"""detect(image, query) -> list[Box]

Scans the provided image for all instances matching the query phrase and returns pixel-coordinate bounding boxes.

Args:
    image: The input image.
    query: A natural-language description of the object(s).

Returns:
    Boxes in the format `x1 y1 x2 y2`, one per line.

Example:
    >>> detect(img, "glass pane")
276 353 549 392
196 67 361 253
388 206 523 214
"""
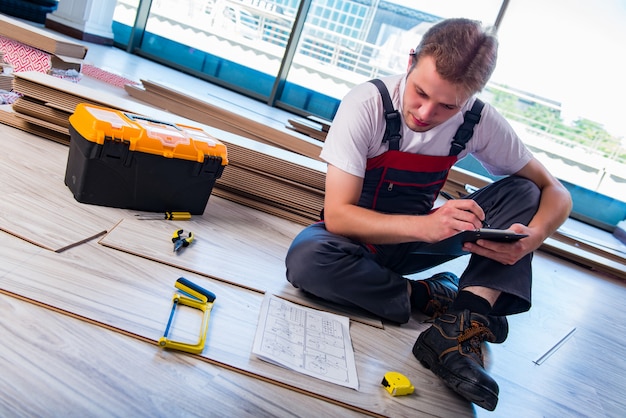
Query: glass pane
489 0 626 225
279 0 503 118
112 0 140 46
139 0 298 97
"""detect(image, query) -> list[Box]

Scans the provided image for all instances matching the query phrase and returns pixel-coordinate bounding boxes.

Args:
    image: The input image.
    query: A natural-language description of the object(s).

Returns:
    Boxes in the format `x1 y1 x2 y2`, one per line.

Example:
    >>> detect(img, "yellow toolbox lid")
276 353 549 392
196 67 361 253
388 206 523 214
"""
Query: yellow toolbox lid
69 103 228 165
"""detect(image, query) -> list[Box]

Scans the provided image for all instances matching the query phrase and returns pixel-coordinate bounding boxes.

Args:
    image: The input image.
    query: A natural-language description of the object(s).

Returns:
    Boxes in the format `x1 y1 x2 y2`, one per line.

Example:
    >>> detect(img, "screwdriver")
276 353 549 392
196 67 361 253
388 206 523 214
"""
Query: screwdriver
135 211 191 220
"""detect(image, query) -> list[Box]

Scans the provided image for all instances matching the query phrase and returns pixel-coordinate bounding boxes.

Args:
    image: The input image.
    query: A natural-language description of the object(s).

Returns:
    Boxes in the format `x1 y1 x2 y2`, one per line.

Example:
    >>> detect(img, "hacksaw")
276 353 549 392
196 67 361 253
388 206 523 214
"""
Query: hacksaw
159 277 216 354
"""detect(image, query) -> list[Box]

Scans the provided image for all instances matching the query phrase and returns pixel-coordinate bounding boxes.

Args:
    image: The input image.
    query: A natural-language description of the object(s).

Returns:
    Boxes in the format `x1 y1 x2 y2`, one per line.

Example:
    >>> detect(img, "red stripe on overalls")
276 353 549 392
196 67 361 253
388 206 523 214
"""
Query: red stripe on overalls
364 150 458 211
362 151 458 254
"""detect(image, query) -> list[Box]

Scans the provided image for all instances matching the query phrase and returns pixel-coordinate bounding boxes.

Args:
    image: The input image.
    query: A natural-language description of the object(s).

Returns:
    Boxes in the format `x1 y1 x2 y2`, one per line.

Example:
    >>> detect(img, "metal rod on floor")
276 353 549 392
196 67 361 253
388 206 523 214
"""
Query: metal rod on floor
533 327 577 365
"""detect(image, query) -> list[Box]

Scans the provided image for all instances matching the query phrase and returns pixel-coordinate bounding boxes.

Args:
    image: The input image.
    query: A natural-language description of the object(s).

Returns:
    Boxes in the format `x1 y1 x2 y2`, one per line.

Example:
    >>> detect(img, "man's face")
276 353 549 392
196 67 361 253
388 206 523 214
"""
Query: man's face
402 55 469 132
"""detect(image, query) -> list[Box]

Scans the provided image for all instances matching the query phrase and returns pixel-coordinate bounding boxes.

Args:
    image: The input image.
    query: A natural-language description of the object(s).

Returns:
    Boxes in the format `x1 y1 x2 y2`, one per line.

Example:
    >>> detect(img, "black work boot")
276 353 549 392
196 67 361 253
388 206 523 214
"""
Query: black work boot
413 273 509 343
417 272 460 318
489 315 508 344
412 310 500 411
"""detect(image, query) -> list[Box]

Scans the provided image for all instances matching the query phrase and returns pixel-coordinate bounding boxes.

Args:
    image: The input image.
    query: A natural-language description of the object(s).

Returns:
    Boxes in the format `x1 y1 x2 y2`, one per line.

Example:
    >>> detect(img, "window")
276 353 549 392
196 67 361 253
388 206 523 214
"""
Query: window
112 0 626 230
489 0 626 229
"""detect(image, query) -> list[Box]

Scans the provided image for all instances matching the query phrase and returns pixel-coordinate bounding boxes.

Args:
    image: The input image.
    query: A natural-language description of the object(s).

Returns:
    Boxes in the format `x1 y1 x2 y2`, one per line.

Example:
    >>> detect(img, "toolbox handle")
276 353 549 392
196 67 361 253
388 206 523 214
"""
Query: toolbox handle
125 113 182 131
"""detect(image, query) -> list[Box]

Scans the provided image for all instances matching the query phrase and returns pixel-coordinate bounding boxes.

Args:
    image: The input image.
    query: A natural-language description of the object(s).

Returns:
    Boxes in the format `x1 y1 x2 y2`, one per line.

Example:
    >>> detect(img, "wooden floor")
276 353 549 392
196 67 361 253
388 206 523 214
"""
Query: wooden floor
1 34 626 418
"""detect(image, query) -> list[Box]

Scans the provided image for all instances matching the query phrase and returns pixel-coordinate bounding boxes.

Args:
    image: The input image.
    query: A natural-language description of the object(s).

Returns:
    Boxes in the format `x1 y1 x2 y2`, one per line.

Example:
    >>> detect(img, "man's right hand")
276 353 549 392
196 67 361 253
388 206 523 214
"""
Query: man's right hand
323 165 487 245
425 199 487 242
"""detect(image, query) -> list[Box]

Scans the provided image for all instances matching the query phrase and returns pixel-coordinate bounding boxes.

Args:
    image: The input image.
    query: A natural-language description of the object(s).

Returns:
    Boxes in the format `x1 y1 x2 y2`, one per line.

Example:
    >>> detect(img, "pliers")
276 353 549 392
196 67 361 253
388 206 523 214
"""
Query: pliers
172 229 194 253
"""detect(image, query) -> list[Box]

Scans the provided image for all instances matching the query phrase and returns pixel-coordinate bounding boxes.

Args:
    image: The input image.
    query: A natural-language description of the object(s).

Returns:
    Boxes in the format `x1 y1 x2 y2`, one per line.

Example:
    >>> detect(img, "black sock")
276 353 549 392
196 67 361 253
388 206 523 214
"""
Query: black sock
409 280 430 311
452 290 492 315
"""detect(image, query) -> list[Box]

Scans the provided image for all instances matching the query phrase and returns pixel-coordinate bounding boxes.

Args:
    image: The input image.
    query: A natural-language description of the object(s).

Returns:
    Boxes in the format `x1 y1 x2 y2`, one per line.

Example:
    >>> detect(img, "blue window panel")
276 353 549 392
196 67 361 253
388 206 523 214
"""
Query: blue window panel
137 34 273 97
200 53 220 77
209 60 274 96
560 180 626 230
112 21 131 46
141 34 205 72
281 83 340 120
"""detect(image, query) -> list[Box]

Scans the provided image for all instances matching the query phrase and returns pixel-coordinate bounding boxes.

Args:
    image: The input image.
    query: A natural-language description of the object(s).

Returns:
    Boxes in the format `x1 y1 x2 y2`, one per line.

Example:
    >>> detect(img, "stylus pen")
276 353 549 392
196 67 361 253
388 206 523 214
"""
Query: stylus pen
439 190 456 200
439 191 490 228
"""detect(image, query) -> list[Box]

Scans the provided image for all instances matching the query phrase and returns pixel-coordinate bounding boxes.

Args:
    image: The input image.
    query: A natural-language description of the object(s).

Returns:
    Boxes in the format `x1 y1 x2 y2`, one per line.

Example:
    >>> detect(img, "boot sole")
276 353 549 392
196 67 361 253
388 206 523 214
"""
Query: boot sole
412 333 498 411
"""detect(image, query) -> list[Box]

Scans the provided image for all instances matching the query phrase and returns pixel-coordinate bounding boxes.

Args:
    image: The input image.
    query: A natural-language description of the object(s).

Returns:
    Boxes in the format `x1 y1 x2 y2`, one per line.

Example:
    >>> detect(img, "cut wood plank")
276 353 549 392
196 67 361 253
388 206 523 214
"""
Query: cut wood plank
12 96 71 128
14 112 69 136
287 117 327 141
212 188 318 226
307 114 332 132
0 73 13 91
541 237 626 280
554 227 626 265
12 71 156 115
218 164 323 218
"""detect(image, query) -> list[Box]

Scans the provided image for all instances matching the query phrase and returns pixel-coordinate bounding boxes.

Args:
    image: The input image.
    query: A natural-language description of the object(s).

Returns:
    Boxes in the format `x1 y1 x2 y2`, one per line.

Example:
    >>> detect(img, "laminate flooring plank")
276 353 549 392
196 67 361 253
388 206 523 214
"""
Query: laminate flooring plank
213 186 319 225
218 164 324 217
100 201 298 294
0 230 46 278
0 293 367 418
0 237 475 417
98 203 382 327
0 124 127 251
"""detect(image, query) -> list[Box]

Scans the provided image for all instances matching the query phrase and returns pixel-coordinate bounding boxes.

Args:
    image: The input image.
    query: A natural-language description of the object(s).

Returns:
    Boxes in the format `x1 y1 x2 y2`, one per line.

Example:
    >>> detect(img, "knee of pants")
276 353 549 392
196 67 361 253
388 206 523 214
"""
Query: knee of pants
509 176 541 206
509 177 541 221
286 224 366 294
285 229 325 288
477 176 541 226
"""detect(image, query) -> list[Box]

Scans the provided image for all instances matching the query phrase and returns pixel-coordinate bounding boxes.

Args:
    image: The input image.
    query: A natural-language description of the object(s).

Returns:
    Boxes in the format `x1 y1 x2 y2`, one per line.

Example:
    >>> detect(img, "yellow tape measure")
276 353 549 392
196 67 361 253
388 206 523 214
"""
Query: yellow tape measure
381 371 414 396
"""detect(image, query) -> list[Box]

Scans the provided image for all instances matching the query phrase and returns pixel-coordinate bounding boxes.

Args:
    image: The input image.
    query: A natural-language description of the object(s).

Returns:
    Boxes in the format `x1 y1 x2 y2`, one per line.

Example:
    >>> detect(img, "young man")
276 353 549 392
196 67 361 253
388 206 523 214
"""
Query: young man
285 18 571 410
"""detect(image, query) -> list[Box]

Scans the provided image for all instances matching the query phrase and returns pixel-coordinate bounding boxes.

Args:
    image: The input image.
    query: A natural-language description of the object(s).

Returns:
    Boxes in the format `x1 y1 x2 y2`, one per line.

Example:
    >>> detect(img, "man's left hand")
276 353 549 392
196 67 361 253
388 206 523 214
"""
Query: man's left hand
462 223 541 264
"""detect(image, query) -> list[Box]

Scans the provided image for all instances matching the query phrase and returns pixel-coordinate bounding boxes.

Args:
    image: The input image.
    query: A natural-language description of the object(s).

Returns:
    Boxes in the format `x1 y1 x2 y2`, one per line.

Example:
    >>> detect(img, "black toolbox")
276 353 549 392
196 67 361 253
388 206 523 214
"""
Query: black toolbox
64 103 228 214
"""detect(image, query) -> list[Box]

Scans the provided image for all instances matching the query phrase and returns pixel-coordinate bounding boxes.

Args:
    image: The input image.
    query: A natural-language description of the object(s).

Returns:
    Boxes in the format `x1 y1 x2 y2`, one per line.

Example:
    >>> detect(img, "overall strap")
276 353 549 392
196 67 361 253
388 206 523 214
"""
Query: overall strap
449 98 484 156
369 79 401 151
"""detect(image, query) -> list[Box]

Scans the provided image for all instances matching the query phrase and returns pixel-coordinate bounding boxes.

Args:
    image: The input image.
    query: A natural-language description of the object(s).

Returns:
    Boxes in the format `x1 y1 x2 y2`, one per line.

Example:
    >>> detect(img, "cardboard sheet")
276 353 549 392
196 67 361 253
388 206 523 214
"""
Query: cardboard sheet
0 14 87 59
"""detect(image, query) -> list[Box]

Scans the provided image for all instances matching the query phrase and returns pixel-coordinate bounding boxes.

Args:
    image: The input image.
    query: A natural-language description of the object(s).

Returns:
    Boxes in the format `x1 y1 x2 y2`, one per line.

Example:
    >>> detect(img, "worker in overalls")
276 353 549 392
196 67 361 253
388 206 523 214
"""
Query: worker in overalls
285 18 571 411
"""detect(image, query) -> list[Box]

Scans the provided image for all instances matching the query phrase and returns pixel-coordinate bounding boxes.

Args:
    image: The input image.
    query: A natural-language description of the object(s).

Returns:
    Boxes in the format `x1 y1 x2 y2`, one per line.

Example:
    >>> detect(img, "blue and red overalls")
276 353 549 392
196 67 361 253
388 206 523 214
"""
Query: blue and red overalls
285 80 540 324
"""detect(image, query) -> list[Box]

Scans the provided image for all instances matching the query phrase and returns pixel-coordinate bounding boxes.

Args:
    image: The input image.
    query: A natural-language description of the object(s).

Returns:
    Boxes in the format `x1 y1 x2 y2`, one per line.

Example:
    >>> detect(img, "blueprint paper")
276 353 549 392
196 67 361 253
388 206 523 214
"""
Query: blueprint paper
252 294 359 390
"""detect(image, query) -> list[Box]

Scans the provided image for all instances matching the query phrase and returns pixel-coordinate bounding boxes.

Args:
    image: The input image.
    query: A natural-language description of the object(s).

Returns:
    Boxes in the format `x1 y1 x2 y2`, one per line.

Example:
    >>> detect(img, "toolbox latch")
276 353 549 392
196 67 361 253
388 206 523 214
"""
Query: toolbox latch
193 155 223 177
101 136 133 167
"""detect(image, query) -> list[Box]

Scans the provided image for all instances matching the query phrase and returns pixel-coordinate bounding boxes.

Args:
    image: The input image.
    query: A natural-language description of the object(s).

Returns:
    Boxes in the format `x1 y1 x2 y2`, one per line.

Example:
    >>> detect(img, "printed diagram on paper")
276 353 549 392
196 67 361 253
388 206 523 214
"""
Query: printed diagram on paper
252 294 359 390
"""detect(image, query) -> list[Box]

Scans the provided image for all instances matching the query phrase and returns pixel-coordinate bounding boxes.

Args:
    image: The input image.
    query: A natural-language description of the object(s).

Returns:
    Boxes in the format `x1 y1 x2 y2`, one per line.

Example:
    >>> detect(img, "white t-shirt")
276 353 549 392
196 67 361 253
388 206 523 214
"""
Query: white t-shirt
320 74 533 178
